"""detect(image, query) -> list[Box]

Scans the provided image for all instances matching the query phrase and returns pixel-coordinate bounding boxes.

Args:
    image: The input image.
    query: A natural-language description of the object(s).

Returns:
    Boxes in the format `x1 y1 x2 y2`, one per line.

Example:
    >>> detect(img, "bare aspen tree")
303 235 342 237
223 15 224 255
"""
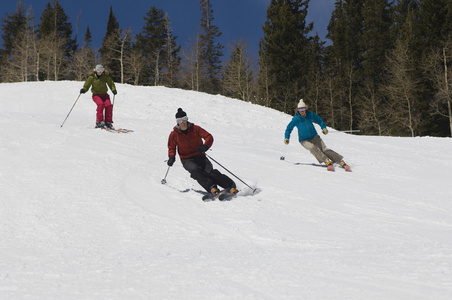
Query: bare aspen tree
359 82 387 135
324 69 338 129
38 32 66 80
180 35 201 91
1 37 27 82
153 49 161 85
102 28 131 83
308 70 322 114
424 35 452 136
30 18 40 81
71 45 97 81
257 55 275 107
1 27 32 82
384 39 420 137
345 64 356 132
1 6 38 82
222 40 255 101
125 48 147 85
160 13 180 87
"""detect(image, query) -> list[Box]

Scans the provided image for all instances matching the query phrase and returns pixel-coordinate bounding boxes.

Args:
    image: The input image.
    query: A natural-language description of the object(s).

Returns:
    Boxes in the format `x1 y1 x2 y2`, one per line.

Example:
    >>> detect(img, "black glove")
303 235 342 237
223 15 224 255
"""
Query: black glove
113 90 117 95
196 145 209 153
80 89 85 94
167 156 175 166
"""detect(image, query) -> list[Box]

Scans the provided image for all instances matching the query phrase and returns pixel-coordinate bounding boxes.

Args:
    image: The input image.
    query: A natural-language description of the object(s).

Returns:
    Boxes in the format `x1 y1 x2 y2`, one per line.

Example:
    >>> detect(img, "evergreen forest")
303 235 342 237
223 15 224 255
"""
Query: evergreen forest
1 0 451 137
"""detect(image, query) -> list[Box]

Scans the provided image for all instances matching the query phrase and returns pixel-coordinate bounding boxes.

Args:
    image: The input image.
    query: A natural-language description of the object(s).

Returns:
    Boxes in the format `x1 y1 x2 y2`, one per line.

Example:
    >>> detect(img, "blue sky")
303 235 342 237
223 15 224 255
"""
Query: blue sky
2 0 335 59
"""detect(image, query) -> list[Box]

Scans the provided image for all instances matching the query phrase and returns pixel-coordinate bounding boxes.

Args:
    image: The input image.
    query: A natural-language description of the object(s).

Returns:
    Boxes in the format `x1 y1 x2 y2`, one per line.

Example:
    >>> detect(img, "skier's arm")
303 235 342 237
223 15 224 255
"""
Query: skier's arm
82 76 93 93
167 133 177 158
106 76 117 94
284 119 296 140
311 112 327 130
197 126 214 149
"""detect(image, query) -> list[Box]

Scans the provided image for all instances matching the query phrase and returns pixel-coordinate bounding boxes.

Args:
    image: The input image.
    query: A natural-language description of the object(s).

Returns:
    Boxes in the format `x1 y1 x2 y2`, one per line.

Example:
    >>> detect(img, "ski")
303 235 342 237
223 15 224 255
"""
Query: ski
202 191 222 202
101 128 134 133
329 165 352 172
342 165 351 172
339 162 351 172
202 189 234 202
328 162 352 172
218 191 238 201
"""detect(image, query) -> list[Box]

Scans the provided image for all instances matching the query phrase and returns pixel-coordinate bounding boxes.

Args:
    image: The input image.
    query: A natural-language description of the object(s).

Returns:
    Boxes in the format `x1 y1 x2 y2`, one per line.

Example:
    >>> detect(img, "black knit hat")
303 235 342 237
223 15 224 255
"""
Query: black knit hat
175 108 186 119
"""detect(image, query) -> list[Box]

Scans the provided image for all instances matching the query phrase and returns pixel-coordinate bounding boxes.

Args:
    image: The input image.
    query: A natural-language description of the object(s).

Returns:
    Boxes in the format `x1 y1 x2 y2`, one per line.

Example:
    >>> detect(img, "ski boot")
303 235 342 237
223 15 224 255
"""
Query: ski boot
326 160 334 171
340 160 351 172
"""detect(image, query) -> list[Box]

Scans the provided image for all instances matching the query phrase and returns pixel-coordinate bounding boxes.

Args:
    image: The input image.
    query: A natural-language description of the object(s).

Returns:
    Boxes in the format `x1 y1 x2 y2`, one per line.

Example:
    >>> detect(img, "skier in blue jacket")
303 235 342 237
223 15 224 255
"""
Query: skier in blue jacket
284 99 350 171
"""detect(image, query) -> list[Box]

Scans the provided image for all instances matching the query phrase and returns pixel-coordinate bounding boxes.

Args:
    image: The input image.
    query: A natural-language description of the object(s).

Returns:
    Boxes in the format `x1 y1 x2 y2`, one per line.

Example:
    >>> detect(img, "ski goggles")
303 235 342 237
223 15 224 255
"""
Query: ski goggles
176 116 188 124
297 107 307 113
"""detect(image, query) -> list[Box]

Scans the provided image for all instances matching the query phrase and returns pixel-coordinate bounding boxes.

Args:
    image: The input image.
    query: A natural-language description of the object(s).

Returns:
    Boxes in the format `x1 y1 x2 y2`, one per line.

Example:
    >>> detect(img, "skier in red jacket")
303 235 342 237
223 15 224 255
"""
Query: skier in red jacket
167 108 237 197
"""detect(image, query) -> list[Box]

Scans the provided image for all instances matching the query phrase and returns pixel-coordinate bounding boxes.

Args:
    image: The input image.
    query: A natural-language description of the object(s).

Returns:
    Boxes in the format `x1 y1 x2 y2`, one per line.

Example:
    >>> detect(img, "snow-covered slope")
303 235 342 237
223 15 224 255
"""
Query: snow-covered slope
1 81 451 299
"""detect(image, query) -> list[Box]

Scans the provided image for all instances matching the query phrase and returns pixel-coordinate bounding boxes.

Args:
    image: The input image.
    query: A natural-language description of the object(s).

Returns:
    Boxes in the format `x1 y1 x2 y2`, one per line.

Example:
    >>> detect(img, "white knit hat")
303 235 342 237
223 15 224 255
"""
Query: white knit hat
297 99 306 108
95 64 104 72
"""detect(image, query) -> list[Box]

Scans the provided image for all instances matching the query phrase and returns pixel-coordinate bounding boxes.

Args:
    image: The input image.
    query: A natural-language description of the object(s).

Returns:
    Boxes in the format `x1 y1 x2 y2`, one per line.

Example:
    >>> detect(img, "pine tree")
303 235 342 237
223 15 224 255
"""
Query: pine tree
135 6 180 86
0 1 36 82
417 0 452 49
326 0 364 131
258 0 313 113
37 0 75 57
356 0 393 134
37 0 76 80
99 6 122 82
135 6 166 85
0 0 28 60
305 34 325 115
198 0 224 94
84 26 92 46
360 0 393 83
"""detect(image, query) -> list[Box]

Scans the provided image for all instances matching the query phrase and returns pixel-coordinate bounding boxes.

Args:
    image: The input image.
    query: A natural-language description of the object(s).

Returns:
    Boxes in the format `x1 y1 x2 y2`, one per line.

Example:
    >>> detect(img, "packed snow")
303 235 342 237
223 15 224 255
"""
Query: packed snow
1 81 451 299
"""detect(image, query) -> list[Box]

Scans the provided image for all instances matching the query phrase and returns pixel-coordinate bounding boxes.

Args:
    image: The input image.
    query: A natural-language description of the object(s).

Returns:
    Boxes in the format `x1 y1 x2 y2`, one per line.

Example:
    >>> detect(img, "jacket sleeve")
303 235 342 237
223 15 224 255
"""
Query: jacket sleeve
196 126 214 149
311 112 327 130
83 76 93 92
285 118 296 139
167 131 177 157
106 75 116 92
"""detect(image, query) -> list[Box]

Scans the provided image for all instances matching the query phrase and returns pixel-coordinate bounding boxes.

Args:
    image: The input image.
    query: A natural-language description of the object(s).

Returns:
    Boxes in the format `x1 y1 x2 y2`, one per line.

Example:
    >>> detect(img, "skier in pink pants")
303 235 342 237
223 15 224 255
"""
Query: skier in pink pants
80 64 117 129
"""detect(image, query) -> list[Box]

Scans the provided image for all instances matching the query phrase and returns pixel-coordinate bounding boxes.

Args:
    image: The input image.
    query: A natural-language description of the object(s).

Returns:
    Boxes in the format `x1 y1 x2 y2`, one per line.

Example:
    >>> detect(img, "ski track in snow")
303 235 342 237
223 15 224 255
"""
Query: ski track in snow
1 81 451 299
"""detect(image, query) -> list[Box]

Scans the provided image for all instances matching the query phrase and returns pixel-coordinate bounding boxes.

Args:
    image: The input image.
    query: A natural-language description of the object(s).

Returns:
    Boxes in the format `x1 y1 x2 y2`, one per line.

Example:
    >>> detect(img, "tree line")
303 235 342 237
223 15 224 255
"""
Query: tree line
1 0 452 137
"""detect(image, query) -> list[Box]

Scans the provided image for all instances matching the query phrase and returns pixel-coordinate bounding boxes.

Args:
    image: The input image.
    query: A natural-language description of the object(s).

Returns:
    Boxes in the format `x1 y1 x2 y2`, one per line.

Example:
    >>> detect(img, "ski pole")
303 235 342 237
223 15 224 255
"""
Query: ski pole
331 129 360 133
161 165 170 184
206 153 256 193
60 94 81 127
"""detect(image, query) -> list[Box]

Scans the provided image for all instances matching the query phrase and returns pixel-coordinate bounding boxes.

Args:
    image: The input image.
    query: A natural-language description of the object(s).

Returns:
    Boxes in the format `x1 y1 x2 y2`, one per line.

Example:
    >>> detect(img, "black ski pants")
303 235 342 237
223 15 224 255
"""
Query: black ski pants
182 155 236 192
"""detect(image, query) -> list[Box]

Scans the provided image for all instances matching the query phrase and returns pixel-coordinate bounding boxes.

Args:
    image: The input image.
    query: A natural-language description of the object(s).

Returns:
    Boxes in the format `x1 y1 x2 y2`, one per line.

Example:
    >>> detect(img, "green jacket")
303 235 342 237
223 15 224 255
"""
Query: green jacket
83 73 116 95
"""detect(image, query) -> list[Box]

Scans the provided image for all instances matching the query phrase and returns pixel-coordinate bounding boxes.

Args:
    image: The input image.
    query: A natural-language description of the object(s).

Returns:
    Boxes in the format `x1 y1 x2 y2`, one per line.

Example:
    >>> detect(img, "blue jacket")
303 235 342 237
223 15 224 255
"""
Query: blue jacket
285 111 327 142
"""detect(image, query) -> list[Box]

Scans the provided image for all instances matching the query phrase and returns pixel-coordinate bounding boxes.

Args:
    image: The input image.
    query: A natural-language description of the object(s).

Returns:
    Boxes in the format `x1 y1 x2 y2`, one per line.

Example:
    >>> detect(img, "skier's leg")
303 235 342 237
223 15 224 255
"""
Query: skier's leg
202 157 236 190
182 157 215 192
312 135 343 163
209 169 236 190
92 95 105 123
301 137 328 163
103 98 113 123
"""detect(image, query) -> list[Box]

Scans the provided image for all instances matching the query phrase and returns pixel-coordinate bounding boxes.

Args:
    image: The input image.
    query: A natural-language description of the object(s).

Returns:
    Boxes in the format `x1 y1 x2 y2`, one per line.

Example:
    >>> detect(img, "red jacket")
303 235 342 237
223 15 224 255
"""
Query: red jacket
168 123 214 161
